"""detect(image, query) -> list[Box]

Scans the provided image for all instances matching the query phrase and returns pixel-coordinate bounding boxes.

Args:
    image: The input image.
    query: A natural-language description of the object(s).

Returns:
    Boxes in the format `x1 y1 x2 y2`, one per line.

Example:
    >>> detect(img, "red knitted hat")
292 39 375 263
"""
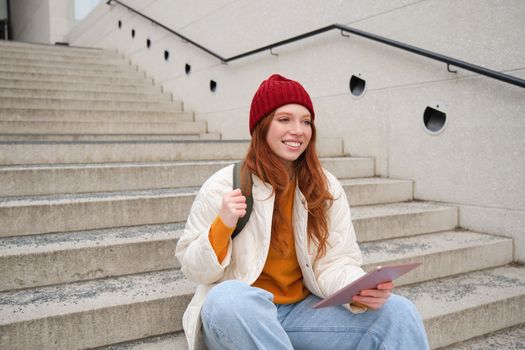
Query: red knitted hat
249 74 315 134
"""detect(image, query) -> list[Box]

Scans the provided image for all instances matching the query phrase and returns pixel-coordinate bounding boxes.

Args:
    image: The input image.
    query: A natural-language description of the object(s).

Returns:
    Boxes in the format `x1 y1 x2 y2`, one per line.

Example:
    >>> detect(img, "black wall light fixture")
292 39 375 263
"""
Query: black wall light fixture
210 80 217 92
349 74 366 97
423 105 447 134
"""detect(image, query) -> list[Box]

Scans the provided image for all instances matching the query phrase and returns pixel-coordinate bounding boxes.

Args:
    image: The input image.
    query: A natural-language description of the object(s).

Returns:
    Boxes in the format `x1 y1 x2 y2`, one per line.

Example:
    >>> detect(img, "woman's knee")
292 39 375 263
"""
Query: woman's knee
381 294 421 321
203 280 249 313
202 280 273 321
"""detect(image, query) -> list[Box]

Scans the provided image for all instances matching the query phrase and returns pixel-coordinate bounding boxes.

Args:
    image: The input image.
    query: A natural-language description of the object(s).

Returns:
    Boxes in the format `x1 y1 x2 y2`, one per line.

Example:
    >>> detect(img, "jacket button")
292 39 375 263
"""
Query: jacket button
306 264 309 268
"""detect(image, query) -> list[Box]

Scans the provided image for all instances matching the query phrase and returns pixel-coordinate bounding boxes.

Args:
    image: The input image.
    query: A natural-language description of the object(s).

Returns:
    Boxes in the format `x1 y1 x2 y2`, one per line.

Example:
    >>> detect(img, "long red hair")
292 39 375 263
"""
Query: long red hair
241 112 333 258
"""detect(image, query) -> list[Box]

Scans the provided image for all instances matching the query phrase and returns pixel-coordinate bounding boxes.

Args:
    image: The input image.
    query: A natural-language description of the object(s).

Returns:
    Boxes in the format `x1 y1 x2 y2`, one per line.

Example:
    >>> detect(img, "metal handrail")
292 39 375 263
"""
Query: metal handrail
107 0 525 89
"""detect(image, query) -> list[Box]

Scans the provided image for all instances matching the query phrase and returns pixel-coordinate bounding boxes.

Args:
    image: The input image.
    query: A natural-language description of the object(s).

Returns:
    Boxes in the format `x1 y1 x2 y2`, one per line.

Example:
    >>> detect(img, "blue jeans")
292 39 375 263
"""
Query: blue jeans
201 280 429 350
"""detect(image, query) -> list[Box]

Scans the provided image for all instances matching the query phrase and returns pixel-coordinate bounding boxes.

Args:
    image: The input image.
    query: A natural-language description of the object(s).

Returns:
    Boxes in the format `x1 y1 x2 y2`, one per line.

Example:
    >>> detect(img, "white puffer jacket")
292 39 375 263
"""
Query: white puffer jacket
175 164 365 350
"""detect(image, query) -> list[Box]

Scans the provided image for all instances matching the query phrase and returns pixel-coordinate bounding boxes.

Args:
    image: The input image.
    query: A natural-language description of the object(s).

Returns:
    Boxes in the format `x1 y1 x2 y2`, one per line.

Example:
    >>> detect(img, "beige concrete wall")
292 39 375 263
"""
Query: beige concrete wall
0 0 7 20
11 0 51 43
68 0 525 261
49 0 74 44
10 0 75 44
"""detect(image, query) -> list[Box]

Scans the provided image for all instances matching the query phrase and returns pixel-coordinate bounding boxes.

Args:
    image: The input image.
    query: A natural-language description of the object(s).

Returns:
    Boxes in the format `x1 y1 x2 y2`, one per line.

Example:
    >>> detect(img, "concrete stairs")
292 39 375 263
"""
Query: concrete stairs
0 40 522 349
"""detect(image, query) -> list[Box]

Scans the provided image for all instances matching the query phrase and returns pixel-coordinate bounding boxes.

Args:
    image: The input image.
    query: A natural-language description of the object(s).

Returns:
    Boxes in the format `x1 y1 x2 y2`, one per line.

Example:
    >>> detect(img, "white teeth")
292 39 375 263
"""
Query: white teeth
283 141 301 147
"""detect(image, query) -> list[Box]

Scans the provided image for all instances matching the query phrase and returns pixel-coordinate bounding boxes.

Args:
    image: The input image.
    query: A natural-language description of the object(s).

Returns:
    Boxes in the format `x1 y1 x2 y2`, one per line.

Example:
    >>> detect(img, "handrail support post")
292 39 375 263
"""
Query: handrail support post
447 64 458 74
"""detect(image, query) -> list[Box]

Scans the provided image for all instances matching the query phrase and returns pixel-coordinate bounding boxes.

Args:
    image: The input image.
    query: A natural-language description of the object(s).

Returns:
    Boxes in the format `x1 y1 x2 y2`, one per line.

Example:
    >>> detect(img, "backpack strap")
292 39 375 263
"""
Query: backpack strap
231 161 253 239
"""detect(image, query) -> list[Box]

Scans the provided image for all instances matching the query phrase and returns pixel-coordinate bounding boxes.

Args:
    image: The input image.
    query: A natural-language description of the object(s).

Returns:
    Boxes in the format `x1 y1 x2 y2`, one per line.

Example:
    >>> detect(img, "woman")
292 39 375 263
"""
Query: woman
175 74 429 350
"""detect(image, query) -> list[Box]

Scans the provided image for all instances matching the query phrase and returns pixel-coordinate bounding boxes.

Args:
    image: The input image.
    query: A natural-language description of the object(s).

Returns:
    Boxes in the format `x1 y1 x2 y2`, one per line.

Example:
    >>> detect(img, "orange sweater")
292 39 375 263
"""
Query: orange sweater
208 182 310 304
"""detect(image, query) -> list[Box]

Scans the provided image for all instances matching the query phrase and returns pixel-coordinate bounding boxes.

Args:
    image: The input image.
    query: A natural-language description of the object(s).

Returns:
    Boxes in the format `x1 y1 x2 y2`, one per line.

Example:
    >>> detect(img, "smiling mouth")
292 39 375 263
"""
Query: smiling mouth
282 141 302 148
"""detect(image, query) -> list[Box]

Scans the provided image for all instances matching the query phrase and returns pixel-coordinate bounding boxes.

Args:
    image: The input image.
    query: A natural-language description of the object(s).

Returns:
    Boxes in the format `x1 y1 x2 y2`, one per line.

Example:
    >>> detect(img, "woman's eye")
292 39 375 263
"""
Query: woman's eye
303 120 312 125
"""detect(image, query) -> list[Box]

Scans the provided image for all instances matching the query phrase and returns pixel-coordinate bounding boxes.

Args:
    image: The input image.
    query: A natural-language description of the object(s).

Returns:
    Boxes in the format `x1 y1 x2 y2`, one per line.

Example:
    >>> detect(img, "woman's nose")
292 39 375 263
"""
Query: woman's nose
290 121 304 135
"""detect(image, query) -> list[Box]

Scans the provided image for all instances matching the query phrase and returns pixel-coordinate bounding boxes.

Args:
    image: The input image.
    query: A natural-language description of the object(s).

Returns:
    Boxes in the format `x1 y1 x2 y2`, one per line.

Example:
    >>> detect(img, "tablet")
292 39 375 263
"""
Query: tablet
312 262 421 308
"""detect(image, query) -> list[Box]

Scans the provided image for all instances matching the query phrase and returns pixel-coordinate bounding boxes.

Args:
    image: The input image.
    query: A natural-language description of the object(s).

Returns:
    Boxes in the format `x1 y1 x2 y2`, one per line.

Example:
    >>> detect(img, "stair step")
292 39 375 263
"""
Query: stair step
0 138 343 165
0 188 198 237
0 97 182 112
0 223 184 290
0 157 372 196
361 230 513 285
0 62 143 77
0 50 131 66
0 48 124 63
0 108 193 123
0 270 195 350
0 56 138 72
321 156 375 178
441 323 525 350
0 41 119 57
0 188 453 238
0 71 153 85
0 140 249 165
0 78 162 93
352 201 458 242
97 332 188 350
340 177 413 206
0 87 172 102
0 133 221 142
0 225 512 291
1 265 523 349
0 119 204 134
396 264 525 349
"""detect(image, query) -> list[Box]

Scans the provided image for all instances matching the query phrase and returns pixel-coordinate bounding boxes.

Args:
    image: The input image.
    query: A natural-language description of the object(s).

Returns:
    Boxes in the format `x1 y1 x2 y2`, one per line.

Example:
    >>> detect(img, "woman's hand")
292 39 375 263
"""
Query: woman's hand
219 189 247 228
351 282 394 310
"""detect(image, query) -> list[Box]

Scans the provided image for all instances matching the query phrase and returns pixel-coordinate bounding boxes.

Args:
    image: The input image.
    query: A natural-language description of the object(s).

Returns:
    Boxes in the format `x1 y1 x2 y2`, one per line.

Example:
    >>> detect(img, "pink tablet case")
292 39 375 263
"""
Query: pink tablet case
313 262 421 308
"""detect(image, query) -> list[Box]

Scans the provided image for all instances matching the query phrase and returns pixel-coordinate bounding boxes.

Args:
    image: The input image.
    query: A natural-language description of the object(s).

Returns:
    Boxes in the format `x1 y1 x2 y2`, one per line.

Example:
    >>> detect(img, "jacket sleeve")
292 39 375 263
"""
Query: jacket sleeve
175 166 233 284
313 172 366 307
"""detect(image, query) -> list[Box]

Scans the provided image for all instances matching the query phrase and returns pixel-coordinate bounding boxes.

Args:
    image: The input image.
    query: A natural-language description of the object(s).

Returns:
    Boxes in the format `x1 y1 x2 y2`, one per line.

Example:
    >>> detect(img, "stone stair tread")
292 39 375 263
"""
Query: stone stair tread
0 177 412 206
0 88 171 101
0 187 200 207
339 177 412 185
0 139 255 165
398 264 525 348
0 108 190 120
0 269 194 325
0 71 149 82
97 332 187 350
0 41 118 55
441 323 525 350
0 59 133 70
0 78 161 93
0 97 182 111
0 226 511 290
398 264 525 317
361 230 512 266
0 119 196 126
0 49 125 60
352 201 455 219
0 134 218 142
0 159 234 170
0 139 248 145
0 65 143 78
2 264 522 347
0 62 137 71
0 54 128 66
0 223 184 256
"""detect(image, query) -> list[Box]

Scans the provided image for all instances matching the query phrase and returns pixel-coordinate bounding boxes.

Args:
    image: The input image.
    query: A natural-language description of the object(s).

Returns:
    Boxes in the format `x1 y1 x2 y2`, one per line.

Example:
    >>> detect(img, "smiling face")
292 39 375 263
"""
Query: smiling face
265 104 313 171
